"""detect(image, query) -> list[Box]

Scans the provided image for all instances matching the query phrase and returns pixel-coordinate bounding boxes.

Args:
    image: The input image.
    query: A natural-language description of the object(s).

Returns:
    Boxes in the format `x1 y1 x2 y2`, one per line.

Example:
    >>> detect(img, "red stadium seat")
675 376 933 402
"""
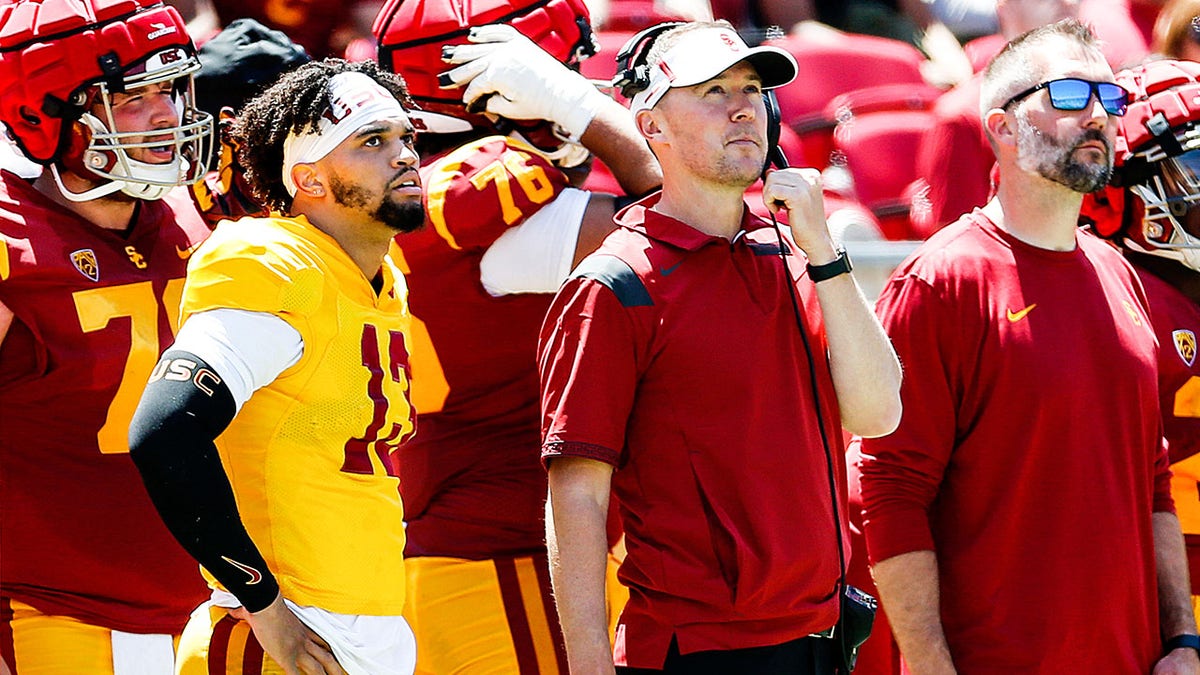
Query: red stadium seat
599 0 691 32
770 123 806 170
824 82 943 121
828 85 941 240
764 31 928 170
963 33 1005 74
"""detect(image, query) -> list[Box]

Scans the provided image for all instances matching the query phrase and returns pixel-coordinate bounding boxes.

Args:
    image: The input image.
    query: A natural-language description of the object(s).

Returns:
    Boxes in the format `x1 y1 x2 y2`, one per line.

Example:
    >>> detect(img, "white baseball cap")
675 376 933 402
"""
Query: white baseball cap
630 26 798 113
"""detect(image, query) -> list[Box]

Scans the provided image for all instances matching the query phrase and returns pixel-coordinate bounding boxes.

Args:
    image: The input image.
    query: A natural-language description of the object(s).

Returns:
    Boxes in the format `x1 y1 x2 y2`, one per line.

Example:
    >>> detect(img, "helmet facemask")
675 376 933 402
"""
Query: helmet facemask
55 47 213 202
1126 125 1200 270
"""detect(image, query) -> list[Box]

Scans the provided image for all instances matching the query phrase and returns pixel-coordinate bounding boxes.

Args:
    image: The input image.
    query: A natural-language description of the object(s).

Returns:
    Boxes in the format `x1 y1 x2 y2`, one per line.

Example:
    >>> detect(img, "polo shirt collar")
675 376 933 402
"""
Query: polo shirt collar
615 191 770 251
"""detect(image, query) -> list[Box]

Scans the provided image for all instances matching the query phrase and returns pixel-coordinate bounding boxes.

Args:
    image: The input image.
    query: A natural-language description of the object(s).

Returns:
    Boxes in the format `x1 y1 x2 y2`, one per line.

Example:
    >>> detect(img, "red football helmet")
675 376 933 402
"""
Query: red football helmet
1094 59 1200 270
0 0 213 200
373 0 596 164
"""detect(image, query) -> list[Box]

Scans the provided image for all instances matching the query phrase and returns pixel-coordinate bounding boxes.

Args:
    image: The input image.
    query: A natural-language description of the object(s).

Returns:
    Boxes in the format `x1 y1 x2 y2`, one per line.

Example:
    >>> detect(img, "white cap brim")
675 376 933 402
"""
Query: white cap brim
631 27 797 113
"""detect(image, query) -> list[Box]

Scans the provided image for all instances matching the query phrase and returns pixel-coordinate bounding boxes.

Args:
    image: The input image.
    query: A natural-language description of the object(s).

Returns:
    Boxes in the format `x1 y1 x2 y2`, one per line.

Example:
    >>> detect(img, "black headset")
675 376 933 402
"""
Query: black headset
611 22 686 100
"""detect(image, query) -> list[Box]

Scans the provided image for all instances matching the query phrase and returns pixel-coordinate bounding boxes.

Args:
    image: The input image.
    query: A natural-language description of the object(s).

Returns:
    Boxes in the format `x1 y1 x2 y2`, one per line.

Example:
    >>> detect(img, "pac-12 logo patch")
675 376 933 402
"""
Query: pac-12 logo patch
1175 329 1197 367
70 249 99 281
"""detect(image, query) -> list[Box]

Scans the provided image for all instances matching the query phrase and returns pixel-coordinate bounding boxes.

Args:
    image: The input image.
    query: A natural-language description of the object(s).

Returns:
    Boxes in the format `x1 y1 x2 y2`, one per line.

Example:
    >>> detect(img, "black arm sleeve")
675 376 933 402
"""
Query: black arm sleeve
128 349 281 613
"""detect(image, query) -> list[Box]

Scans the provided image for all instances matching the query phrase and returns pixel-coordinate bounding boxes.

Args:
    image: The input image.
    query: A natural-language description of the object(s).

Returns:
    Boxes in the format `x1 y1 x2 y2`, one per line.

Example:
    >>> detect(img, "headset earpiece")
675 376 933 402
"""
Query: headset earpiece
612 22 686 99
763 89 787 173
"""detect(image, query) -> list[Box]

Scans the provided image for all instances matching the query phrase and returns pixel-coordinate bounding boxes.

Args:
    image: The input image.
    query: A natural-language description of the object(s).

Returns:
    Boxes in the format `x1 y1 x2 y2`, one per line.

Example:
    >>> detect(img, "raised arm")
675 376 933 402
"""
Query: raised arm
572 101 663 265
439 23 662 201
762 167 902 437
576 98 662 199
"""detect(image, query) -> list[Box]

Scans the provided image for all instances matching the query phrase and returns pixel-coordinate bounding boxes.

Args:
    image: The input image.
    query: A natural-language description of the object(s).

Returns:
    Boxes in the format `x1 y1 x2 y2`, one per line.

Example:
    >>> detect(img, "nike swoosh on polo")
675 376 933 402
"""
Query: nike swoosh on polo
221 555 264 585
1006 303 1037 322
660 260 683 276
176 240 204 259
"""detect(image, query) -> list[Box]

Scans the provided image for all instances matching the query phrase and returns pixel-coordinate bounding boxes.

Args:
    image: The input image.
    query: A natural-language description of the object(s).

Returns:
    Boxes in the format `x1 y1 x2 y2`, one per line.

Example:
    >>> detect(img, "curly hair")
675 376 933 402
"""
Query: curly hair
232 58 415 212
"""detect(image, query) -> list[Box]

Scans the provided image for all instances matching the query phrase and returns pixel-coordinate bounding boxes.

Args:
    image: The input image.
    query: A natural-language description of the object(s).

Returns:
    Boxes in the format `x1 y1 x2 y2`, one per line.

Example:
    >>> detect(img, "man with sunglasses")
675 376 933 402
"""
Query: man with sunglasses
859 20 1200 674
915 0 1085 235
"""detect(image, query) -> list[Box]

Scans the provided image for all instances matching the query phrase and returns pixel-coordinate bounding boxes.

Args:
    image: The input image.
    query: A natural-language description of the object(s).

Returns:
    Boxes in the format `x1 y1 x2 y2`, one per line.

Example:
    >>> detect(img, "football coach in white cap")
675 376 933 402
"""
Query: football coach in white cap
538 20 902 675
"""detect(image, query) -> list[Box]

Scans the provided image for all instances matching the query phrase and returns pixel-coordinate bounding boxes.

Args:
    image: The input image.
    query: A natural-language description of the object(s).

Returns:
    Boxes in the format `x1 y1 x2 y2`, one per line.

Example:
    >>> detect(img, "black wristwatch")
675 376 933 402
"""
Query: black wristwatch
1164 634 1200 656
807 248 852 283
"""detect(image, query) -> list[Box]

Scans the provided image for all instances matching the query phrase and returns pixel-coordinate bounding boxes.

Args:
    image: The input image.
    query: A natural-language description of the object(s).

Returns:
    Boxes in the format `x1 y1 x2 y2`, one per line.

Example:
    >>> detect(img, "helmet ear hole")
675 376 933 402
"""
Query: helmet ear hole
67 121 91 158
1171 199 1189 218
61 120 101 177
18 107 40 126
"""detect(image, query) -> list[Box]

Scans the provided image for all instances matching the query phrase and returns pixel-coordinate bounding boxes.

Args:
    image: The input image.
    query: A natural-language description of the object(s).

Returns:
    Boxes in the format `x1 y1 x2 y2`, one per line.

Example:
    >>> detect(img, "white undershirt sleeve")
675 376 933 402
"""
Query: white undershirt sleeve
478 186 591 296
169 308 304 412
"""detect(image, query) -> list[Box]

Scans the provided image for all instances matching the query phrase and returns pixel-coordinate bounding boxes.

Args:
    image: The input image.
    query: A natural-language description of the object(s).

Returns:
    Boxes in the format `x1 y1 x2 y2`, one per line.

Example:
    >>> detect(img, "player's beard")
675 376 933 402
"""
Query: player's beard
330 173 425 233
1015 110 1113 194
374 197 425 234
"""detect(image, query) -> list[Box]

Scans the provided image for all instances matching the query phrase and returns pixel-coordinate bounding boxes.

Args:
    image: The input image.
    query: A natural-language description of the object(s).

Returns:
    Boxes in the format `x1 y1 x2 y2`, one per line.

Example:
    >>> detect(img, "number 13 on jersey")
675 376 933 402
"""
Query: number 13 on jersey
341 323 415 478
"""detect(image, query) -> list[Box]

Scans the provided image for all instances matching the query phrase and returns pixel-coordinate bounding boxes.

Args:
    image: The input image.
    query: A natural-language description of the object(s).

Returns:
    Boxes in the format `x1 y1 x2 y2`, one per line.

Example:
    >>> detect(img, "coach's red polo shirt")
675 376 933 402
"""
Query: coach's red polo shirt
539 193 848 669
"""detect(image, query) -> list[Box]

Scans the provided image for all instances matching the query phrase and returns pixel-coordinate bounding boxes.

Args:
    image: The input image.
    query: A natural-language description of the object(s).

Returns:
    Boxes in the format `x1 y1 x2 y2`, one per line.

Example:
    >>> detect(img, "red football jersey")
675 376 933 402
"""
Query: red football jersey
1137 264 1200 593
395 136 569 559
0 174 210 633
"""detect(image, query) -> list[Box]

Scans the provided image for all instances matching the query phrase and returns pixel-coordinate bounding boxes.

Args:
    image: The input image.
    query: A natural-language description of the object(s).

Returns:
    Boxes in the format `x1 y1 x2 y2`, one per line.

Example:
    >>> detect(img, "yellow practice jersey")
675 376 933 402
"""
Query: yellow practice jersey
182 214 413 615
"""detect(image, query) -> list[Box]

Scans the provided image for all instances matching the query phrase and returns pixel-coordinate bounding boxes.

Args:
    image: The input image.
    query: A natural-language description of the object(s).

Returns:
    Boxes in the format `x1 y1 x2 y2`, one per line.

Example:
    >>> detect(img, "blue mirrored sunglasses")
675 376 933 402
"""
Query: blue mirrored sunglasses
1001 77 1130 116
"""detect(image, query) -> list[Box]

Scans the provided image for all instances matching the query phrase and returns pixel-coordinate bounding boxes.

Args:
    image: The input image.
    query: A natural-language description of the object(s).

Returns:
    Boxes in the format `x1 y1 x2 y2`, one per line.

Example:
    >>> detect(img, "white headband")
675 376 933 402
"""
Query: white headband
281 72 407 197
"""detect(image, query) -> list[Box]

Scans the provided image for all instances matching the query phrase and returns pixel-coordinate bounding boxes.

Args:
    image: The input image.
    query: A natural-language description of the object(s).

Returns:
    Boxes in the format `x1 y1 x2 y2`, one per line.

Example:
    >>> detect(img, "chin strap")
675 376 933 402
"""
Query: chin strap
49 163 125 202
51 155 182 202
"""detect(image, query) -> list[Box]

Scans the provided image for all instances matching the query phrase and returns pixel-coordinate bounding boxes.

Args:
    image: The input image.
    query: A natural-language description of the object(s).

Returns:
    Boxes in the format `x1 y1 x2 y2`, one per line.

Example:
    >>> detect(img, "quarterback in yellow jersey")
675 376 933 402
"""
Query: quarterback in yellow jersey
128 60 467 675
375 0 662 670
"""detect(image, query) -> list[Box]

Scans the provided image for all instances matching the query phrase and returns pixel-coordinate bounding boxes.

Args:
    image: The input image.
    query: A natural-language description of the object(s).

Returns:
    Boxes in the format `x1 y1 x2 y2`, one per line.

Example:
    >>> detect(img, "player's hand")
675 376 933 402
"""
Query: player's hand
241 595 348 675
438 24 603 141
762 168 838 264
1155 646 1200 675
189 107 268 228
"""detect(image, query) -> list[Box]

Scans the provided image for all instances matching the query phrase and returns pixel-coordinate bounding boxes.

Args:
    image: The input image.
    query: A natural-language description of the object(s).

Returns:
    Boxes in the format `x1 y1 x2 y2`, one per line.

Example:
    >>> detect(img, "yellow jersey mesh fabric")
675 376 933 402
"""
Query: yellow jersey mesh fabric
182 214 413 615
